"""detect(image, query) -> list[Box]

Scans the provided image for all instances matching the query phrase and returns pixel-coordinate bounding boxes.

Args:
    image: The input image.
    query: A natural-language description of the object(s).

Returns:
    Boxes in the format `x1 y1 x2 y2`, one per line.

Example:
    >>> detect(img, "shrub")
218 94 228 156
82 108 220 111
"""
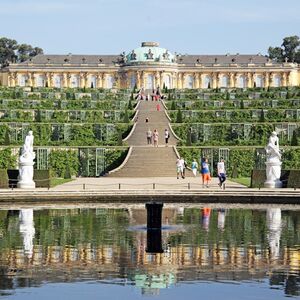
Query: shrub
0 170 8 188
0 148 16 169
49 150 79 177
176 109 183 123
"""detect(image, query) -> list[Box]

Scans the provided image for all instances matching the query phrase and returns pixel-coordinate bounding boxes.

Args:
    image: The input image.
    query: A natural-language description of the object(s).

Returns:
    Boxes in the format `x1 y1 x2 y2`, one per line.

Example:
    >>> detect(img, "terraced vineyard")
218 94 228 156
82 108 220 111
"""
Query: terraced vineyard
0 87 134 177
1 86 300 180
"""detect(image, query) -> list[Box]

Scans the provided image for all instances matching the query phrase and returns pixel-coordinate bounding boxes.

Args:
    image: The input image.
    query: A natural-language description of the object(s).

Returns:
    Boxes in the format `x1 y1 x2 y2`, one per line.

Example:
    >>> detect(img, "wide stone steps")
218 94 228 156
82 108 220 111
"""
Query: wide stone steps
109 99 183 177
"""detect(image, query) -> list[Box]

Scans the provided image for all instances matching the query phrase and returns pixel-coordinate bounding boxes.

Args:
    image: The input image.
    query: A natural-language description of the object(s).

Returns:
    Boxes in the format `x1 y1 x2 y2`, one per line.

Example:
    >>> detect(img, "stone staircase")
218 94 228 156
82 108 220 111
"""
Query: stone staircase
109 100 184 177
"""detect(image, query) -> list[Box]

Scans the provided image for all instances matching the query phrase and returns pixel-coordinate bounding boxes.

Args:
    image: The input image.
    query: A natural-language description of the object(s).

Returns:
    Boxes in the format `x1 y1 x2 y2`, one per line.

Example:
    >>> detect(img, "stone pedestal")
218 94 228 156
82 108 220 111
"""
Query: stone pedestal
264 161 282 188
17 157 35 189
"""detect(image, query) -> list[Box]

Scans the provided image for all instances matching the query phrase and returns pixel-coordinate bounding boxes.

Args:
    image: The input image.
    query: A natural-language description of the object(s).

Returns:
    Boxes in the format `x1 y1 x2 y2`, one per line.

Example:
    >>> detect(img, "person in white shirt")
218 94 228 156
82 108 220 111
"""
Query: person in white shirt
217 158 226 189
164 129 170 146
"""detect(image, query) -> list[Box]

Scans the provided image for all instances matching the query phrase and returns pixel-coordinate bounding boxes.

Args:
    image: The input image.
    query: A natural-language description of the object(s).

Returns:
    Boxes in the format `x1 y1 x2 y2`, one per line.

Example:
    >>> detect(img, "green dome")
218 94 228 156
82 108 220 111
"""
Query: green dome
126 42 175 64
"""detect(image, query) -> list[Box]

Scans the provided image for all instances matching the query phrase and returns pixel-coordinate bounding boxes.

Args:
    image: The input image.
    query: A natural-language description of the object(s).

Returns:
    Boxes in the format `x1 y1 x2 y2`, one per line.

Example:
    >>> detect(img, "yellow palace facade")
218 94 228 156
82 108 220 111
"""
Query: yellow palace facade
1 42 299 89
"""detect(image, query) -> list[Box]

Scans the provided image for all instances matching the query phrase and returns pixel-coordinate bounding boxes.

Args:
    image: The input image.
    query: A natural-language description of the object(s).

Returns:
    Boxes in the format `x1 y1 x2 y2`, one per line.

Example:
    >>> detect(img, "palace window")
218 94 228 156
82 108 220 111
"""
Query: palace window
203 75 212 88
184 75 194 89
130 75 136 89
220 75 229 88
163 74 171 88
18 74 27 86
71 75 79 88
254 75 264 88
106 75 114 89
89 75 97 88
54 75 62 88
273 75 281 87
36 75 45 87
147 74 154 90
238 75 247 88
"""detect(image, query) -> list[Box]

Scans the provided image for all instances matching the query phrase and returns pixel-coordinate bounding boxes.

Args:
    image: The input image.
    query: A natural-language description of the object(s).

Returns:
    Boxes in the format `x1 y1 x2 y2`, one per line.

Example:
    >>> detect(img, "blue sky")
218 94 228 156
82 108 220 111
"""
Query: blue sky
0 0 299 55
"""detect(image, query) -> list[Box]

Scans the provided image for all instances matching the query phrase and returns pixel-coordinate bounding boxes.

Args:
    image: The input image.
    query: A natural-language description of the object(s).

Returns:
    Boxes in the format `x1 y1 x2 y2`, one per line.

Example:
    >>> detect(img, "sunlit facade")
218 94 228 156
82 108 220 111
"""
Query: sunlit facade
1 42 299 89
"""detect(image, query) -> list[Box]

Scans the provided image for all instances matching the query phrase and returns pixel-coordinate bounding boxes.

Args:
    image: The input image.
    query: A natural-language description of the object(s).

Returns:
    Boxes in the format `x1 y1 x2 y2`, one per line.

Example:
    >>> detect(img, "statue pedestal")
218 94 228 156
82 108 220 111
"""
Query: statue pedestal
264 161 282 188
17 158 35 189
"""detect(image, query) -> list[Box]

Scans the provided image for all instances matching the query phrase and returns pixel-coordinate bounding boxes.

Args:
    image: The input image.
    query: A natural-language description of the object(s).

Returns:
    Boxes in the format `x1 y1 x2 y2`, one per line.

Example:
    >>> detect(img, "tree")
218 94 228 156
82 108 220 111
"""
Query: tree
171 101 176 110
186 128 192 146
123 109 129 123
282 36 300 62
0 37 43 67
268 35 300 63
291 130 298 146
268 46 283 62
259 109 265 122
0 37 18 66
176 109 183 123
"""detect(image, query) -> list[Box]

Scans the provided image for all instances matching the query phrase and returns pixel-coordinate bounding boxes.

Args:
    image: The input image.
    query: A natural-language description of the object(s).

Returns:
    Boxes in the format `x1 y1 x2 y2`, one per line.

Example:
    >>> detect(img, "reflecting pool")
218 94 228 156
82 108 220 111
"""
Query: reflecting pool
0 206 299 299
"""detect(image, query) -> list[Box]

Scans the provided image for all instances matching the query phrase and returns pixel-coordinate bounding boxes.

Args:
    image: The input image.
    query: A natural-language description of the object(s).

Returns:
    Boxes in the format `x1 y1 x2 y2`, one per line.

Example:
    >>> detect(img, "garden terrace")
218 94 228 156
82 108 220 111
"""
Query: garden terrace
168 109 300 123
172 122 300 146
0 99 133 110
166 99 300 110
0 109 134 123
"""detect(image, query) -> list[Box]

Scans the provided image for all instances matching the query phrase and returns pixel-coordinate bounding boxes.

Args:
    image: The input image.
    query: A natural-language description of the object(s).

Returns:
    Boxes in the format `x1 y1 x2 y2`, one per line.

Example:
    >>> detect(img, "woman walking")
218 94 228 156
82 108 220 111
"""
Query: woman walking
153 129 159 147
191 159 198 177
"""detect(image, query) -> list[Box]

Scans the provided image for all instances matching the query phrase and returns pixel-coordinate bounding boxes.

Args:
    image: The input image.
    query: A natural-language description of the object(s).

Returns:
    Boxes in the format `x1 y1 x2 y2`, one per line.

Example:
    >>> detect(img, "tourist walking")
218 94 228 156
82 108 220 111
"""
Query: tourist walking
201 157 211 187
217 157 226 189
176 158 182 179
164 129 170 146
146 129 152 145
191 159 198 177
153 129 159 147
180 157 186 179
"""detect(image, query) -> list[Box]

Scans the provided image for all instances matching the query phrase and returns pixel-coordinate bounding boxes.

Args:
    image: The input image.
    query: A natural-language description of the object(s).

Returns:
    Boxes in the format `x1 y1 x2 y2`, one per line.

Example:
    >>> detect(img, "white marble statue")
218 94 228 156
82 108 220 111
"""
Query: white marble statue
19 209 35 259
17 131 36 188
264 131 282 188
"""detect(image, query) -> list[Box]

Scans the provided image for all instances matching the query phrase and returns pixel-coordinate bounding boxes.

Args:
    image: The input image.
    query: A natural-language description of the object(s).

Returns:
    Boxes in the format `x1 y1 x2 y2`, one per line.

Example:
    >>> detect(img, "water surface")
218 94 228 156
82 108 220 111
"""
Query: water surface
0 206 299 299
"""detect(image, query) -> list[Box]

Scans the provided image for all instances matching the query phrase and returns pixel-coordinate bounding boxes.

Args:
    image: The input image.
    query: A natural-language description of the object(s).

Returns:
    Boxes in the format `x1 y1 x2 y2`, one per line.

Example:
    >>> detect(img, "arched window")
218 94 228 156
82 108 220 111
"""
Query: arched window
70 75 79 88
18 74 27 86
184 75 194 89
53 75 62 88
89 75 97 88
238 75 247 88
220 75 229 88
130 75 136 89
106 75 114 89
273 75 281 87
36 75 45 87
254 75 264 88
163 74 171 88
203 75 212 89
147 74 154 90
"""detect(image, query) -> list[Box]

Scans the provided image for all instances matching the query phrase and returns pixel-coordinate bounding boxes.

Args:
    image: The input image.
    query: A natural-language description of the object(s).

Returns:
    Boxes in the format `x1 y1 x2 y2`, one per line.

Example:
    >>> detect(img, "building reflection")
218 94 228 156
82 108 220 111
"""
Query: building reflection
0 207 299 297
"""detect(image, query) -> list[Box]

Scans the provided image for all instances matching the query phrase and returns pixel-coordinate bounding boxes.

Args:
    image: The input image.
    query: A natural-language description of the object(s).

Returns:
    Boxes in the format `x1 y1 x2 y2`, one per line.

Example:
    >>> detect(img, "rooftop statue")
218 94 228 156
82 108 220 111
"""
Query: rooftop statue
146 49 154 59
130 50 137 60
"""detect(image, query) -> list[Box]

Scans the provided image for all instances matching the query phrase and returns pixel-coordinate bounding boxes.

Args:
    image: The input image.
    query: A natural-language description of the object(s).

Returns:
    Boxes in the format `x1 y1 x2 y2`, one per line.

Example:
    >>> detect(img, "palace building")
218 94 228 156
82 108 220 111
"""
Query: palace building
0 42 299 89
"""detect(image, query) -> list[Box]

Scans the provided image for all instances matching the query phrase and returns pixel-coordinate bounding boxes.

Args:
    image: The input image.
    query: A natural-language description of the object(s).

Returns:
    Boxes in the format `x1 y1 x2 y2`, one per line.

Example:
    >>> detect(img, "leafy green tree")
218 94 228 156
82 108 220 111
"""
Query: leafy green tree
291 130 298 146
0 37 18 66
268 35 300 63
123 109 129 123
259 109 265 122
186 128 192 146
176 109 183 123
17 44 43 62
171 101 176 110
268 46 283 61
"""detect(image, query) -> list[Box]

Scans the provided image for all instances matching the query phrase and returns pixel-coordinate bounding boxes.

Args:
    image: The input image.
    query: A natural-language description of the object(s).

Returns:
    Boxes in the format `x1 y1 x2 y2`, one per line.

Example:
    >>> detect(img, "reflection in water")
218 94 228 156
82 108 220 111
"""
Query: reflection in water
217 209 226 231
266 208 281 259
19 209 35 259
202 208 211 231
0 207 299 298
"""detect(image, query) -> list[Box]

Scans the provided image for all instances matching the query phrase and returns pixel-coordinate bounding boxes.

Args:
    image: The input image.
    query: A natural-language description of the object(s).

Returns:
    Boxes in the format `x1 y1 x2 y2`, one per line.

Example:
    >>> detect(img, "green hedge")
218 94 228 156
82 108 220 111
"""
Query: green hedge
0 170 8 188
0 148 16 169
49 150 79 178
